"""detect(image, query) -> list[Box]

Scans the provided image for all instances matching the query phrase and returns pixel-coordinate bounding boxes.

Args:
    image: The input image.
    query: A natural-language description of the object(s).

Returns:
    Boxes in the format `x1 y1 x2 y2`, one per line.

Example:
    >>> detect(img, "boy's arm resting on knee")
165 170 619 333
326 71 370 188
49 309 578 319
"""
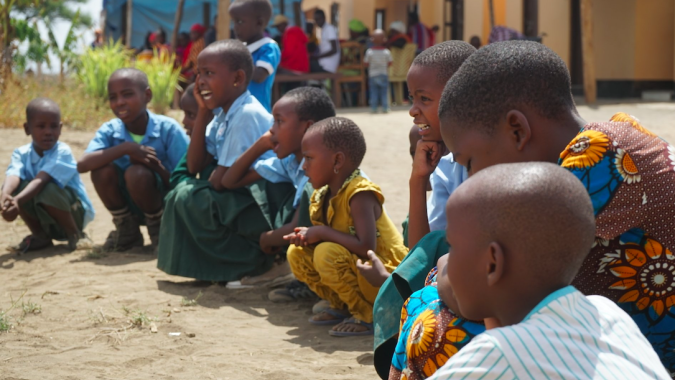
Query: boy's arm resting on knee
187 108 215 174
221 134 272 189
312 191 380 259
261 209 300 254
208 165 228 191
12 171 52 206
77 143 133 173
1 175 21 208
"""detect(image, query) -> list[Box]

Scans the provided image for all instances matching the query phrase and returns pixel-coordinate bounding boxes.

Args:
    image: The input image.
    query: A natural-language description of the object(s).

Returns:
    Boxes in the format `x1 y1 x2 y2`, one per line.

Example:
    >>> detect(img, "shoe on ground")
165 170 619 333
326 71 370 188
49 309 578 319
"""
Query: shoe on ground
68 233 94 251
268 280 317 302
8 235 53 255
102 214 143 252
240 261 294 287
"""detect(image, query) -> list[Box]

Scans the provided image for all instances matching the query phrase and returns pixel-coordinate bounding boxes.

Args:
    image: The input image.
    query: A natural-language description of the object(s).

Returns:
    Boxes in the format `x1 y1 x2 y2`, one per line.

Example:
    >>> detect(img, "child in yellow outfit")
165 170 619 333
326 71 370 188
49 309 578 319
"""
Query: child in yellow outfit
284 117 408 337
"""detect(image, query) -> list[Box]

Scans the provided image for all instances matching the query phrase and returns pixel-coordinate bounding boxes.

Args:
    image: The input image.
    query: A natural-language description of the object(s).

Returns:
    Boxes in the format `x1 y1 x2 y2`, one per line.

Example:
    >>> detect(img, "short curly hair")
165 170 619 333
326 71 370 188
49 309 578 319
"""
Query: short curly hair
200 40 253 85
229 0 273 24
308 117 366 167
439 41 576 134
283 87 336 122
412 40 476 83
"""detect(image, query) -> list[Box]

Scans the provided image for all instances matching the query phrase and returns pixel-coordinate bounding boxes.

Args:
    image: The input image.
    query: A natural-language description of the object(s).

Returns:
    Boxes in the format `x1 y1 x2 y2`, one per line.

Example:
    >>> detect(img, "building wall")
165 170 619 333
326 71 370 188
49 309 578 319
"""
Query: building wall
464 0 483 43
539 0 570 69
634 0 674 80
592 0 635 79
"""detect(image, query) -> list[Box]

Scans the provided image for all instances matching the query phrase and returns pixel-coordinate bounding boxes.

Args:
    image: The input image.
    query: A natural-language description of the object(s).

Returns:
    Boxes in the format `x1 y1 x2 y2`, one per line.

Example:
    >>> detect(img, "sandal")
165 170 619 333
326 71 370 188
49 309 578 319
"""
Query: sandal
308 308 351 326
268 280 317 302
7 235 53 255
328 317 374 337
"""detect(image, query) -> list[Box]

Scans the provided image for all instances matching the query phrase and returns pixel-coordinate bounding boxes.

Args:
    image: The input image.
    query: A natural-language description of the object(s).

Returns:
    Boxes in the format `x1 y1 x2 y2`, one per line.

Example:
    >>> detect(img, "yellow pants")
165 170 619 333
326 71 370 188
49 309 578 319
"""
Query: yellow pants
287 242 381 323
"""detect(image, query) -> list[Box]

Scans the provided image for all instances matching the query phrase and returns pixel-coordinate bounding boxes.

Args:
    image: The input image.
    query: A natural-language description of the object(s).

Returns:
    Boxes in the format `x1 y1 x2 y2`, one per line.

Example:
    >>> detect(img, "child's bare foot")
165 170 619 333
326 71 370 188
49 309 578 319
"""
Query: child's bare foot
356 250 390 287
240 260 293 287
308 308 350 325
329 317 373 337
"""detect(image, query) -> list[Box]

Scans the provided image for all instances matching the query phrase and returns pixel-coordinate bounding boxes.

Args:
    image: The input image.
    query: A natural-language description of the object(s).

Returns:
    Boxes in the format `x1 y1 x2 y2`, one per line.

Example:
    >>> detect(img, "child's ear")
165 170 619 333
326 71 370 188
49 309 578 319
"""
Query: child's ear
302 119 315 131
504 110 532 152
23 123 29 136
234 69 246 88
145 87 153 105
486 241 504 287
333 151 346 172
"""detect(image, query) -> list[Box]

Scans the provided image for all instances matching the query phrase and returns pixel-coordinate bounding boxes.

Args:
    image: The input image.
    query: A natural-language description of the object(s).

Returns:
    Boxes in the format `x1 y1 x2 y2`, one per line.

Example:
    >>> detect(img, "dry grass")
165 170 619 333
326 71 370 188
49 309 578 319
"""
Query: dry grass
0 76 112 131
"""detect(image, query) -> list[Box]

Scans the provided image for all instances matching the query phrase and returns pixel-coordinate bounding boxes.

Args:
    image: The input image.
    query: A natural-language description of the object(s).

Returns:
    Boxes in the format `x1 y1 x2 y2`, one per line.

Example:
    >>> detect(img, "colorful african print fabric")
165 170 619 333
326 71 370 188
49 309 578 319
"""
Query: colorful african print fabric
389 267 485 380
561 113 675 372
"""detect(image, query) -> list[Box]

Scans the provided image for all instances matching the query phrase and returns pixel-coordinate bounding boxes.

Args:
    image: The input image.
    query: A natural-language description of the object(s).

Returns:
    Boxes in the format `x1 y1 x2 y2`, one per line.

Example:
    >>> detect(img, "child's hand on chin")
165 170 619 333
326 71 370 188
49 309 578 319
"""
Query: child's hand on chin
356 250 390 287
411 140 444 179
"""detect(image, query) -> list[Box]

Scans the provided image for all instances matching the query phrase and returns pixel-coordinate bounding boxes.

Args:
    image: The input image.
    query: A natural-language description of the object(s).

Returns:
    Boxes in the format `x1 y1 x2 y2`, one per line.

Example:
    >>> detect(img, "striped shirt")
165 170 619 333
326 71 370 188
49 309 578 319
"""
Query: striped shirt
364 48 393 77
429 286 671 380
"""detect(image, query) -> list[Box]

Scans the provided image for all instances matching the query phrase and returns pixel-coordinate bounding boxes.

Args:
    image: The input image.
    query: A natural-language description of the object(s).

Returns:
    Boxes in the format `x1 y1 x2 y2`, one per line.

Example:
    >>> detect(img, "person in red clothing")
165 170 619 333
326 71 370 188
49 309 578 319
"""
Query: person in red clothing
272 15 309 73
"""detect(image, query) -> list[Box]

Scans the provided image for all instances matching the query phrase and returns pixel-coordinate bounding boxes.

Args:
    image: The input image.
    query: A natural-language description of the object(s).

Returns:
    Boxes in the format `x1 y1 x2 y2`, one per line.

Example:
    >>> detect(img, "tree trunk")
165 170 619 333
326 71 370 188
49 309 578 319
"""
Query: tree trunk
580 0 596 104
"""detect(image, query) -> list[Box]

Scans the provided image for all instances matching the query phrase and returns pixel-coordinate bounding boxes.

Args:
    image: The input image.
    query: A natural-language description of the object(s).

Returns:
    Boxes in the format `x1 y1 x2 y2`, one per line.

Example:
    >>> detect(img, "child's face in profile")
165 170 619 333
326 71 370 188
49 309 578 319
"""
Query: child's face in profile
108 76 150 125
407 64 446 142
443 193 491 321
24 110 62 155
301 130 334 189
229 4 262 44
179 93 199 136
271 97 306 159
196 50 243 110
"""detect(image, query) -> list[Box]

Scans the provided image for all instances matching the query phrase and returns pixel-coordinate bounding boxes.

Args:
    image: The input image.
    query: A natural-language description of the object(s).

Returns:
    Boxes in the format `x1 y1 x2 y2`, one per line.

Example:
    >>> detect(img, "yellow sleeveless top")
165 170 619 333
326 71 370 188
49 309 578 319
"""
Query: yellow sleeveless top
309 169 409 267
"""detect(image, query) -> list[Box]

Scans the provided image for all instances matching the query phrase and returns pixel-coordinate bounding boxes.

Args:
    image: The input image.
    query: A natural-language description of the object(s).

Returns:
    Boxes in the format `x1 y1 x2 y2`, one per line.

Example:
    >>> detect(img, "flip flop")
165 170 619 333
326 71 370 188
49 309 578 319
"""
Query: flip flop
328 317 374 337
308 308 351 326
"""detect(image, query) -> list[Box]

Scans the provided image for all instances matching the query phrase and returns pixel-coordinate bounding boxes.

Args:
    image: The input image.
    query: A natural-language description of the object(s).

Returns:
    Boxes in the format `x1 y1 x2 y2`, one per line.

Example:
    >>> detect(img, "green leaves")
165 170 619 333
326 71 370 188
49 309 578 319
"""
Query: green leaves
76 39 132 99
135 50 182 115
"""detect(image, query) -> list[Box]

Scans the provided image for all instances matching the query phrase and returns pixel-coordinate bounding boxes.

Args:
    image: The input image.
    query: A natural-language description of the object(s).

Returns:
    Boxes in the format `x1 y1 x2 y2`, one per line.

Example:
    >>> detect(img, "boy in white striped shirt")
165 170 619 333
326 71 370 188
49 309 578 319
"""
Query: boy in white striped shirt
429 162 669 380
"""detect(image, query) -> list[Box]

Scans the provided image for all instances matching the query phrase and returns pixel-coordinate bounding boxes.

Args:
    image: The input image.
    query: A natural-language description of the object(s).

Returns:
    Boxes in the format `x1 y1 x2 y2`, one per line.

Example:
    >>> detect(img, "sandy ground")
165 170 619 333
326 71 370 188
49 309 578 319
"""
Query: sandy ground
1 102 674 380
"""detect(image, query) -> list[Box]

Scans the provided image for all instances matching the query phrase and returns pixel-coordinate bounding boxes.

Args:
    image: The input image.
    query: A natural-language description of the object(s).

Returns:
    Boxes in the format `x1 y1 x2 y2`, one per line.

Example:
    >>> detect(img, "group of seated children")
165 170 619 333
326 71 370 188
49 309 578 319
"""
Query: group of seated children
3 0 675 377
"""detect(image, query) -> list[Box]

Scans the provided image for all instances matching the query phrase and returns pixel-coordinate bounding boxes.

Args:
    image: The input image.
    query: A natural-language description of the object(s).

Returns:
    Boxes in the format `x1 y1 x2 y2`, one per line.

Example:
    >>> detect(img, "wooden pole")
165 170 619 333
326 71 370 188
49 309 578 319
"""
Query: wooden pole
489 0 495 29
125 0 133 48
580 0 596 104
217 0 231 41
171 0 186 53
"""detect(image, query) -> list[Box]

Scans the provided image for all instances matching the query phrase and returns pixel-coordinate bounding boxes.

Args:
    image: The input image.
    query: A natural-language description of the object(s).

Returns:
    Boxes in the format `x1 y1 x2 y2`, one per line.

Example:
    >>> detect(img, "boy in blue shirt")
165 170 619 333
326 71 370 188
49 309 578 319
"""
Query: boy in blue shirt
78 68 189 252
229 0 280 112
2 98 94 254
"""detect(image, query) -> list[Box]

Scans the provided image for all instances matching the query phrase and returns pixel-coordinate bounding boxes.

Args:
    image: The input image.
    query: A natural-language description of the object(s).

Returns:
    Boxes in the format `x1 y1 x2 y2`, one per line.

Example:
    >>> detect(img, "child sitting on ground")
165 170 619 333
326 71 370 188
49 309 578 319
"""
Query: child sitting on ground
168 83 216 189
221 86 336 286
2 98 94 254
373 41 474 376
283 117 408 337
428 162 670 379
78 68 189 252
229 0 280 112
364 29 393 114
157 40 294 283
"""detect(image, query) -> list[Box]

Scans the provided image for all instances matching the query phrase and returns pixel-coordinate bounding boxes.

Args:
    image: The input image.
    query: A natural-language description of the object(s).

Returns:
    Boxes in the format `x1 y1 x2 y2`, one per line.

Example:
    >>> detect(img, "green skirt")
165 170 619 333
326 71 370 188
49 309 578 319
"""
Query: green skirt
156 177 296 282
14 181 85 241
372 230 448 379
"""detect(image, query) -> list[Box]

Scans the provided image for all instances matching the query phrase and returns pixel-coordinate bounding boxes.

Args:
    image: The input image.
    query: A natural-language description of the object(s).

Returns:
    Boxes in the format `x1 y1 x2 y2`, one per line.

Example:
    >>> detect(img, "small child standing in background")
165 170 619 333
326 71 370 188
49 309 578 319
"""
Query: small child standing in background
2 98 94 254
229 0 280 112
364 29 392 114
284 117 407 337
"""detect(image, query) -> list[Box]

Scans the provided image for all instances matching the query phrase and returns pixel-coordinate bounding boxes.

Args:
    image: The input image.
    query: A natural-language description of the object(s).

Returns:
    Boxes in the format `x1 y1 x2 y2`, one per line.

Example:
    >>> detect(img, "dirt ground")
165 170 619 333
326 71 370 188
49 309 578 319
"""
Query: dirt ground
1 102 674 380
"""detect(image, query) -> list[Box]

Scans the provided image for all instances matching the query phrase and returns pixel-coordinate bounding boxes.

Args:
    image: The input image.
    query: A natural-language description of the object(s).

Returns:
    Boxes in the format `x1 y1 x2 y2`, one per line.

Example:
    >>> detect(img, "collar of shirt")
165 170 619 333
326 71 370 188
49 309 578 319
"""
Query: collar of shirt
111 111 160 142
213 91 253 139
29 141 59 165
522 285 577 322
246 37 276 53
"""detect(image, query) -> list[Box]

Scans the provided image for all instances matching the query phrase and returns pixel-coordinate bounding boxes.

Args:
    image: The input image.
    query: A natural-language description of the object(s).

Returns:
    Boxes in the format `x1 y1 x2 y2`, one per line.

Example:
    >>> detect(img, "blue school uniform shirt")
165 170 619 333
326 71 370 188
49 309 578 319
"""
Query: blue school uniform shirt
246 37 281 112
85 111 189 173
254 154 307 208
428 286 671 380
427 154 467 231
6 141 95 227
204 90 275 167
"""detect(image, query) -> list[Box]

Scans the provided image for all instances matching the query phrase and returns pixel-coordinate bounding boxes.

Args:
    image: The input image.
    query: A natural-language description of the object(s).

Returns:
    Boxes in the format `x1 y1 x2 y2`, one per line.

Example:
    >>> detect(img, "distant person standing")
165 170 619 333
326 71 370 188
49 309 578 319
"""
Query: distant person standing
272 15 309 73
310 9 340 73
386 21 411 50
364 29 392 113
204 16 217 46
408 12 431 54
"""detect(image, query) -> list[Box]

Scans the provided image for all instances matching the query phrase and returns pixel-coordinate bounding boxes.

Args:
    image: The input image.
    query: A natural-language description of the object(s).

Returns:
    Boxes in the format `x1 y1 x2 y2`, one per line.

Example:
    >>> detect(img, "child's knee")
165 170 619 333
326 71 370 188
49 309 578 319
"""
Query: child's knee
91 164 118 186
33 182 65 204
314 242 351 274
124 164 156 189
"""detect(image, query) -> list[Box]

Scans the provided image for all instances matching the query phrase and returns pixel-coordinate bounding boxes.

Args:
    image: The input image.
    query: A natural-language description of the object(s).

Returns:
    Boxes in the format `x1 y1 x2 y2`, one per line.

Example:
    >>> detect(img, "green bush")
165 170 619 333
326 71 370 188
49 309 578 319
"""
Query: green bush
76 40 132 99
135 49 182 115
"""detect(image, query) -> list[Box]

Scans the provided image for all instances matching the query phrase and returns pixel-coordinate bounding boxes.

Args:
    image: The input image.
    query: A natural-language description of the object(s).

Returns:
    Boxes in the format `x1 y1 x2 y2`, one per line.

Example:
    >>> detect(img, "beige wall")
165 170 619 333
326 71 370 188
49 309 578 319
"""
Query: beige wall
593 0 635 79
464 0 483 43
634 0 674 80
539 0 571 68
505 0 523 32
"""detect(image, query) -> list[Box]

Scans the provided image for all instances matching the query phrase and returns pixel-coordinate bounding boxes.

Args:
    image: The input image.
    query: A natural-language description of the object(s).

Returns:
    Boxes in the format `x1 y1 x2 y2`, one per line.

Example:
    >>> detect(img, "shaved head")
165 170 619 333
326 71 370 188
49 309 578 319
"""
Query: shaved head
109 67 149 91
26 97 60 123
449 162 595 286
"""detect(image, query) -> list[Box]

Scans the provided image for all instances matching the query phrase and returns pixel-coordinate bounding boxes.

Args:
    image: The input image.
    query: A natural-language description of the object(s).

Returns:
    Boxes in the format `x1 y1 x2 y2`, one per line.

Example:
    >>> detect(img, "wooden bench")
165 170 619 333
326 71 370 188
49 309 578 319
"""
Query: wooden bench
273 72 343 106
